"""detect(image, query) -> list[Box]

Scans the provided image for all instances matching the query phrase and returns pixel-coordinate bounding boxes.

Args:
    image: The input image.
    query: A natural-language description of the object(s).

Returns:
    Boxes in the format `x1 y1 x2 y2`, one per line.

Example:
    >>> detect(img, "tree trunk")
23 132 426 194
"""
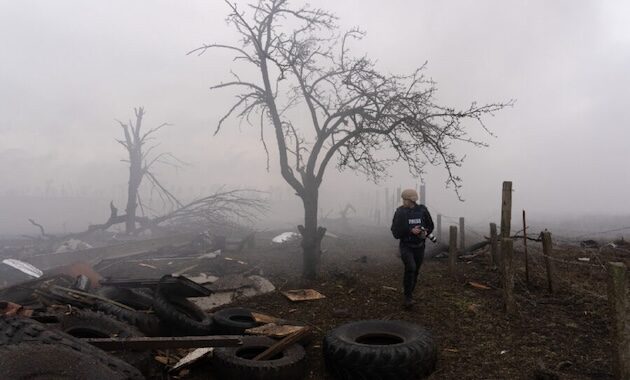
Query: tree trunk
298 187 326 279
125 149 142 234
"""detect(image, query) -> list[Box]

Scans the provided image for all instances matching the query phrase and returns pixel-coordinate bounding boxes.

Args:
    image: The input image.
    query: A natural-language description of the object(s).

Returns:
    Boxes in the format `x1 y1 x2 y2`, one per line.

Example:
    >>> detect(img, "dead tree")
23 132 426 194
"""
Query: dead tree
192 0 512 279
116 107 181 234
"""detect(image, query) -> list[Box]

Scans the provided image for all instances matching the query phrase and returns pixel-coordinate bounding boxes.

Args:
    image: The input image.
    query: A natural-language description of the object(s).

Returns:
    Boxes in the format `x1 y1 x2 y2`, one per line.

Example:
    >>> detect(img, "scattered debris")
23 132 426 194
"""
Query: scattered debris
138 263 158 269
468 281 492 290
282 289 326 302
170 348 214 372
246 323 305 338
1 259 43 278
46 262 103 288
580 240 599 249
0 301 33 317
191 275 276 311
199 249 221 259
251 311 279 324
186 273 219 285
271 232 300 243
577 257 591 262
382 286 397 291
54 239 93 253
253 326 312 361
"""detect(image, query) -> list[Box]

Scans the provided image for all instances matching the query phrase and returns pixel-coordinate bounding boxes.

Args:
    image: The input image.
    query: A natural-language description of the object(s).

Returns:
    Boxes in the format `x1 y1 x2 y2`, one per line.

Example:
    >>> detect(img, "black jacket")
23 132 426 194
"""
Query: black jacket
391 204 434 247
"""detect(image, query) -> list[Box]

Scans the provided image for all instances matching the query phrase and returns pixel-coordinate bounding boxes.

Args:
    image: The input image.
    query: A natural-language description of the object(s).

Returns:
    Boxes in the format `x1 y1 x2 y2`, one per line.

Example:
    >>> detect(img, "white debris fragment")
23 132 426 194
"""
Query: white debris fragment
186 273 219 285
577 257 591 262
200 249 221 259
2 259 43 278
170 348 213 372
190 275 276 311
272 232 300 243
54 239 93 253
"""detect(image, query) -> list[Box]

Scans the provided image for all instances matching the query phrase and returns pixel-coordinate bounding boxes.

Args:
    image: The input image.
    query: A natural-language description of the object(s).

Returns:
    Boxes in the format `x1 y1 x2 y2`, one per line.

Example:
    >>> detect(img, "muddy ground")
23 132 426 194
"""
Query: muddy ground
95 226 628 380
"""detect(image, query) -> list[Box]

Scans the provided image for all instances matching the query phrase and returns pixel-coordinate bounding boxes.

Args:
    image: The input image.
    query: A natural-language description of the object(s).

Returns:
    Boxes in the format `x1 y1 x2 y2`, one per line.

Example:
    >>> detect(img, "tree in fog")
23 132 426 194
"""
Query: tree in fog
193 0 511 278
116 107 181 234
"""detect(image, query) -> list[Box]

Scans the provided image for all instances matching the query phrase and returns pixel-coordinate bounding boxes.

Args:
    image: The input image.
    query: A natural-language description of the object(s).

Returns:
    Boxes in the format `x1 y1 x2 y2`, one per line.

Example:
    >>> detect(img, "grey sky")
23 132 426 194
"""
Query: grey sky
1 0 629 233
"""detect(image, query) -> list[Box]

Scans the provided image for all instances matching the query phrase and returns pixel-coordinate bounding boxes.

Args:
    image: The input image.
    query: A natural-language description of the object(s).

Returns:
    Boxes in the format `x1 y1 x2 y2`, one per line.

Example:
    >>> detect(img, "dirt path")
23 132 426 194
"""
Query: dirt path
224 230 614 379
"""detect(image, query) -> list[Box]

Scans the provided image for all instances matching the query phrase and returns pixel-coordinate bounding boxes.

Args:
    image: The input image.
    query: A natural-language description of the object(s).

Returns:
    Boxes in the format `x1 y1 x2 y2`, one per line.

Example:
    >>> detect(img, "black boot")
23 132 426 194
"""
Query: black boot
403 296 414 310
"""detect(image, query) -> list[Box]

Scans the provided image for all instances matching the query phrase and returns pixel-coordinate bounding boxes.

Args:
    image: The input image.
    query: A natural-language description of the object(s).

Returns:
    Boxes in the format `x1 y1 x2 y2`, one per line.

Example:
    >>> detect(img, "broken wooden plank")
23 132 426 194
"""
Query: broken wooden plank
251 311 279 324
170 348 214 372
281 289 325 302
245 323 304 338
84 336 242 350
253 327 311 361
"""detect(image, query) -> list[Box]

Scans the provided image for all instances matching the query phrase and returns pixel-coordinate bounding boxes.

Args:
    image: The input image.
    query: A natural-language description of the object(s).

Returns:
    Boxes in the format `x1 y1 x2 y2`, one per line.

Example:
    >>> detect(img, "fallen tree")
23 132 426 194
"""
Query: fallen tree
28 189 267 240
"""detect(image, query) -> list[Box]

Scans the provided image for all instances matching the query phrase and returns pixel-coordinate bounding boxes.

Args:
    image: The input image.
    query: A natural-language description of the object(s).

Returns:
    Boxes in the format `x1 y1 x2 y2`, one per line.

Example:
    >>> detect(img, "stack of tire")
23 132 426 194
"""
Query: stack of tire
94 277 214 337
323 320 438 379
0 316 144 380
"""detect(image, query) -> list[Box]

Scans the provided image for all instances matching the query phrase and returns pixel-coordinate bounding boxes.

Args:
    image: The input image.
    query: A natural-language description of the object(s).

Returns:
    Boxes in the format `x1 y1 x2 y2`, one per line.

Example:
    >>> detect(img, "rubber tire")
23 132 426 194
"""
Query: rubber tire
152 288 214 336
95 287 154 310
93 302 162 336
0 316 144 380
60 310 144 338
212 336 306 380
213 307 258 334
92 285 154 333
323 320 437 380
58 310 151 373
0 342 128 380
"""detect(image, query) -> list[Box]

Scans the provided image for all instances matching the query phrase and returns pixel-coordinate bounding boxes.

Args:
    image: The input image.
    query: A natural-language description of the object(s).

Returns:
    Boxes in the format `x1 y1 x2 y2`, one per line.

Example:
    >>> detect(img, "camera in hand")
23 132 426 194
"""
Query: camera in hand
419 227 438 244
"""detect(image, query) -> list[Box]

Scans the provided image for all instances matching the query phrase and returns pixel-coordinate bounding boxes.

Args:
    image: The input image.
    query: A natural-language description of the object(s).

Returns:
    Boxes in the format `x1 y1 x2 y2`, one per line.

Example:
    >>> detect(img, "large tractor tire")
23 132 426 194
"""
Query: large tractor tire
0 316 144 379
0 343 130 380
212 336 306 380
58 310 151 373
323 320 437 379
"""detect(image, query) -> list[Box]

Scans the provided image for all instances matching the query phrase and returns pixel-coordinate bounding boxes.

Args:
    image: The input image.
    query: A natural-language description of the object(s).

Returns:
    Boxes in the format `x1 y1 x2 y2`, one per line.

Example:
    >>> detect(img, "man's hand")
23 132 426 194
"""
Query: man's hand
411 226 427 237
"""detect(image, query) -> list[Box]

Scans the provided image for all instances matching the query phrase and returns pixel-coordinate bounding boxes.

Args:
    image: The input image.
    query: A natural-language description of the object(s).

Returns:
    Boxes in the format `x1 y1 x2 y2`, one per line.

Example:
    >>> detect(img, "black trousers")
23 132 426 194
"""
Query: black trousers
400 244 425 298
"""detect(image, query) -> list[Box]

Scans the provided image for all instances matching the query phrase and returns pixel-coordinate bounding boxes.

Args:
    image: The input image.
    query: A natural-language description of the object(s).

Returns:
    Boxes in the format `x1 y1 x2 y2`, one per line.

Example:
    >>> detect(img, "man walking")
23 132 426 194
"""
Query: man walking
390 188 434 309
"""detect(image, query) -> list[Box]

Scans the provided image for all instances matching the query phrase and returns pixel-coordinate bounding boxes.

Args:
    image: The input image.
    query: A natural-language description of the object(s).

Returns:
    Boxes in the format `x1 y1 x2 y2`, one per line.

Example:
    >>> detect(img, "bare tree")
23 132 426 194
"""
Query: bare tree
192 0 512 279
116 107 181 234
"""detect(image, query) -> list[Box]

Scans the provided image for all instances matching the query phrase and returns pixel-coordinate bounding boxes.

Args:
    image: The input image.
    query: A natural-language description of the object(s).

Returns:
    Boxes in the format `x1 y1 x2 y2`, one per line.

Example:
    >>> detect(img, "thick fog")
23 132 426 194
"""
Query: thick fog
1 0 629 235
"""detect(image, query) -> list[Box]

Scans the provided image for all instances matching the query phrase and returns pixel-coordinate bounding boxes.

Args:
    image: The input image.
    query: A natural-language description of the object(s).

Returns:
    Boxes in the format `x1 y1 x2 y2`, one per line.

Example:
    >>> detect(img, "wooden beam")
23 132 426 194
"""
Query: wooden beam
84 336 242 350
253 327 311 361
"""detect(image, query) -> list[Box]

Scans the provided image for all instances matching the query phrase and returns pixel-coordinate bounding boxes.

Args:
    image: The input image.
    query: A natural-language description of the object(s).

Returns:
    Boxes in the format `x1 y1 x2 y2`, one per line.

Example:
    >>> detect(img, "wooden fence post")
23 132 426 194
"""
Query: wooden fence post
420 184 426 206
490 223 498 266
607 262 629 380
449 226 457 276
436 214 442 242
385 188 390 221
501 238 516 315
459 217 465 249
500 181 512 238
541 231 555 293
522 210 530 285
